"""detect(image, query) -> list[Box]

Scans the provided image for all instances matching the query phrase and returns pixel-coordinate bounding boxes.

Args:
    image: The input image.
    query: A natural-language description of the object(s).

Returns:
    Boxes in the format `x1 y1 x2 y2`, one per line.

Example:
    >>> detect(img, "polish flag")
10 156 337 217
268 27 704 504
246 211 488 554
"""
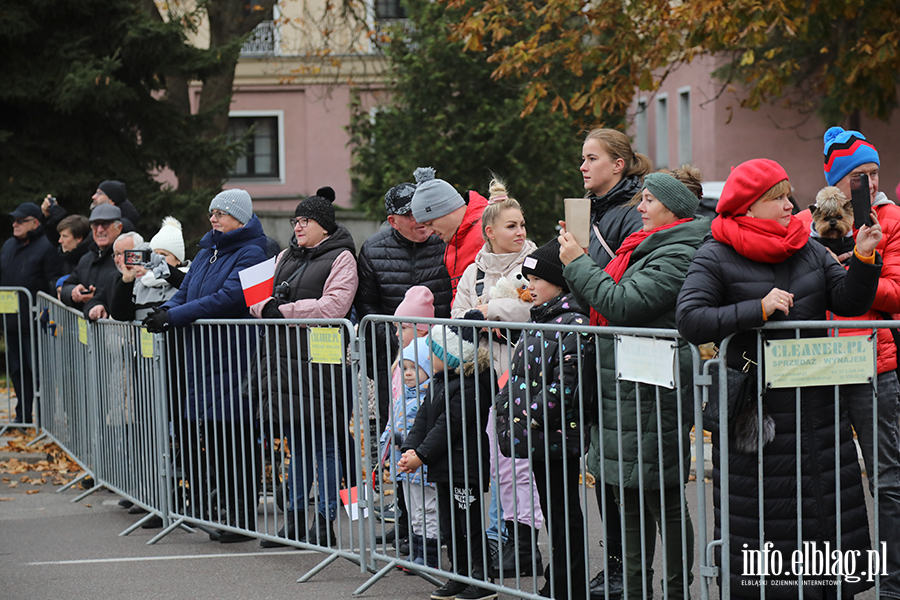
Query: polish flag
238 257 276 307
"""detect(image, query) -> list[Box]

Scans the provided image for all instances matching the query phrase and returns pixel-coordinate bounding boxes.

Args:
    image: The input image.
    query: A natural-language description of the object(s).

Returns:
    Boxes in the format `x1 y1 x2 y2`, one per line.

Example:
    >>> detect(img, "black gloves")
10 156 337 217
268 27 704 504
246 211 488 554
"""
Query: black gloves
142 307 171 333
261 299 286 319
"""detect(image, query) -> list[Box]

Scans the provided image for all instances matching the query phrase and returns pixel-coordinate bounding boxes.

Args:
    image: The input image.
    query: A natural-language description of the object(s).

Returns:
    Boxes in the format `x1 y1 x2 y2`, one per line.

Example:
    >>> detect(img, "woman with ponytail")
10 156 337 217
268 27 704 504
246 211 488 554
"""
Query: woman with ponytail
451 176 545 579
560 172 710 600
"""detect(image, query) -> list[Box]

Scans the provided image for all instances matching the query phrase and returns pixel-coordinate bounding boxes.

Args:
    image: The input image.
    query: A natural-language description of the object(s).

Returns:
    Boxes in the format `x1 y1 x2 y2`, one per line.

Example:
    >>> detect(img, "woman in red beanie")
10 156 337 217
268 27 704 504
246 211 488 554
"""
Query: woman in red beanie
676 158 882 598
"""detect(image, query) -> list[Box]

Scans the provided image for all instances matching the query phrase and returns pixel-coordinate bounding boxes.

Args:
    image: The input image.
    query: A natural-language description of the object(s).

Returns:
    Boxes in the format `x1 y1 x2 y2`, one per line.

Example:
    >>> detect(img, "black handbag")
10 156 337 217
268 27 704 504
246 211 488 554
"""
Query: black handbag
703 353 774 454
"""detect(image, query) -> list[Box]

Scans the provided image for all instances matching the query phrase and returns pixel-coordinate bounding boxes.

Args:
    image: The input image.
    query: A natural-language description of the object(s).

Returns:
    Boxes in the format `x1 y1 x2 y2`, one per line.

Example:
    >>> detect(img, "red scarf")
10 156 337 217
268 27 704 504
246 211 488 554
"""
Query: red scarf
710 214 808 263
591 218 692 326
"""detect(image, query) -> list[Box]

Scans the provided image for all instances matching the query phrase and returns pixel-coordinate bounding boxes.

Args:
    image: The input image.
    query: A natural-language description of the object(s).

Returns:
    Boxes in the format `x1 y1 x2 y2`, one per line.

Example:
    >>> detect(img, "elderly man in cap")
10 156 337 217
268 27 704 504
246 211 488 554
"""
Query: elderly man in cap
61 204 124 314
354 182 453 547
0 202 64 423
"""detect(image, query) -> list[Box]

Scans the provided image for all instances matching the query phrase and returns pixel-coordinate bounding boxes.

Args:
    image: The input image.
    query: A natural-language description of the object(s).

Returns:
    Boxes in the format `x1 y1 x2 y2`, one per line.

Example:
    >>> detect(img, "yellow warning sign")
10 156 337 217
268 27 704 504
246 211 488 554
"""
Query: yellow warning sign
309 327 343 364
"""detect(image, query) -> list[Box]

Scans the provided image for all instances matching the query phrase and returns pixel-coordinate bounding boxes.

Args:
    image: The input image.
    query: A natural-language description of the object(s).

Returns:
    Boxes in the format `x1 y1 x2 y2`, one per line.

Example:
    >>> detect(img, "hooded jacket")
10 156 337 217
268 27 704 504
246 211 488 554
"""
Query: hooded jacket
587 175 644 269
565 217 710 488
452 239 537 374
402 347 496 485
445 191 489 300
162 215 268 421
797 192 900 373
495 292 595 461
0 225 64 317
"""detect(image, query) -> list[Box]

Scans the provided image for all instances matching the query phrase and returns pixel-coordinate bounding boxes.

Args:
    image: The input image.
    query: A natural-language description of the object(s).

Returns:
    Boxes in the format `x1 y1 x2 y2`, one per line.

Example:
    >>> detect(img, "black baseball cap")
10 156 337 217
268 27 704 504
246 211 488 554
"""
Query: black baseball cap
9 203 41 220
384 182 417 216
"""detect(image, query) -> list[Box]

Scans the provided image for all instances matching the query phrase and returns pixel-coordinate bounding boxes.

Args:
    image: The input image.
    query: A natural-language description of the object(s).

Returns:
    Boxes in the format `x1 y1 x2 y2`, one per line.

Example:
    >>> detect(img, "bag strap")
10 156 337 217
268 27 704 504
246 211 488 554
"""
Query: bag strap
475 268 486 299
592 224 615 259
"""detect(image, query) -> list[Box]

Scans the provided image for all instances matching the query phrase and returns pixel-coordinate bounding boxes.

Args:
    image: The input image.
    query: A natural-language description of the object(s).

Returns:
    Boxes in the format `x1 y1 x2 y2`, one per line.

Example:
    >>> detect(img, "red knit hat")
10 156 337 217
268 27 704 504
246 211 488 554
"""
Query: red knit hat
716 159 789 217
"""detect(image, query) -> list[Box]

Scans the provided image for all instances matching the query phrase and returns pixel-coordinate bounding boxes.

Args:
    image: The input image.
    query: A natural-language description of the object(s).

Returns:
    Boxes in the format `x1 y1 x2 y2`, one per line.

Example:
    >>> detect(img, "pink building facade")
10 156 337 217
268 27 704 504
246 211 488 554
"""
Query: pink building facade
630 55 900 208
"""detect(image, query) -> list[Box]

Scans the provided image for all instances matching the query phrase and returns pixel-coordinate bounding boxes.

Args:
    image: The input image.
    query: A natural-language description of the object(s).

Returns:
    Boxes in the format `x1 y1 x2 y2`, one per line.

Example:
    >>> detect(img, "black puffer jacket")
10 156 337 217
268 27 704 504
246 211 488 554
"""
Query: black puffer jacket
677 237 880 598
402 348 495 485
355 226 452 382
355 227 452 318
587 175 644 269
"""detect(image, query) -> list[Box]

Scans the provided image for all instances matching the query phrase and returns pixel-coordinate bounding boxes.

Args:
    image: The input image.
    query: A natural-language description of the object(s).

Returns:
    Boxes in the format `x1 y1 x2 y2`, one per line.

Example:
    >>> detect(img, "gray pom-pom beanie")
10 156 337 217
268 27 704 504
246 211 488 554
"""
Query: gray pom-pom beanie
209 189 253 225
410 167 466 223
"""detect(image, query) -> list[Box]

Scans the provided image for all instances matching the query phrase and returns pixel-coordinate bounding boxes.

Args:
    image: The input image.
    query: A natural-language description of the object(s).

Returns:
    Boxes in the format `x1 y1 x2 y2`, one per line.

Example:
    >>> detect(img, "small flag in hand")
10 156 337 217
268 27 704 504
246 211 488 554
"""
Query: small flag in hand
238 257 276 307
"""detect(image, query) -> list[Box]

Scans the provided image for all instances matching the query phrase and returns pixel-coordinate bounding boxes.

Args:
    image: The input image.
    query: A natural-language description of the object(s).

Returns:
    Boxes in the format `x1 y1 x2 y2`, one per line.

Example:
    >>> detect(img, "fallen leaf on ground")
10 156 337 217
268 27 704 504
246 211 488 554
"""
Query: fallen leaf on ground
25 489 40 494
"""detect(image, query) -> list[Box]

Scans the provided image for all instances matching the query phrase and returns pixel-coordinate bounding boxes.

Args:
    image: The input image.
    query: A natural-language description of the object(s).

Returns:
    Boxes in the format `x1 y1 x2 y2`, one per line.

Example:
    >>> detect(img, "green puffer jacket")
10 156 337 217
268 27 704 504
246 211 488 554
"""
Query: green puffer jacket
563 217 710 489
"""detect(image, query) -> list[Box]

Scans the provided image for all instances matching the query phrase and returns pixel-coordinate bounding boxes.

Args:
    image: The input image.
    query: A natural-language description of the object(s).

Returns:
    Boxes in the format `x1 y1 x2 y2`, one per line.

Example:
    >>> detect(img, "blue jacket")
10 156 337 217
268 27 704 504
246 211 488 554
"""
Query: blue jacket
163 215 268 421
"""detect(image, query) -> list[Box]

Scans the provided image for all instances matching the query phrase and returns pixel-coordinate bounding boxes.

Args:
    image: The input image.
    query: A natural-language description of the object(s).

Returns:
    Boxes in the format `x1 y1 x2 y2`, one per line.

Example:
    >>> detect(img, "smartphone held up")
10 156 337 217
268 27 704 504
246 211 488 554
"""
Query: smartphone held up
850 173 872 229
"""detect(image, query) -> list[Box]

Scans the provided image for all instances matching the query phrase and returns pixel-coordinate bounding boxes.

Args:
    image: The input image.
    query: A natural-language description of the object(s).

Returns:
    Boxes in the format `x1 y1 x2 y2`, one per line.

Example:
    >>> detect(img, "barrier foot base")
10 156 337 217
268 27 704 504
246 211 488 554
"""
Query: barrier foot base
297 552 340 583
353 560 400 595
71 483 104 503
146 517 191 545
25 431 47 447
120 512 160 536
57 472 88 493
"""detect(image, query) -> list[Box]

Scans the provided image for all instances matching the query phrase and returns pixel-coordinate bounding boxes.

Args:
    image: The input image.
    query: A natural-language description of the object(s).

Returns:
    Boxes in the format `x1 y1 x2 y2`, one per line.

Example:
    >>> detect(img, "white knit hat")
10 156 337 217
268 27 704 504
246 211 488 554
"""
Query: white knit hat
150 216 185 263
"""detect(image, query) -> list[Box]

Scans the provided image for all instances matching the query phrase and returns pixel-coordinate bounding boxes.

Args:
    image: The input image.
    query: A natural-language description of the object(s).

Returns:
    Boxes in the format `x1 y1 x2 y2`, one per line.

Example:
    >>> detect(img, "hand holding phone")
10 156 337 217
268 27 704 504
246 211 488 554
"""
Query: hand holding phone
850 174 872 229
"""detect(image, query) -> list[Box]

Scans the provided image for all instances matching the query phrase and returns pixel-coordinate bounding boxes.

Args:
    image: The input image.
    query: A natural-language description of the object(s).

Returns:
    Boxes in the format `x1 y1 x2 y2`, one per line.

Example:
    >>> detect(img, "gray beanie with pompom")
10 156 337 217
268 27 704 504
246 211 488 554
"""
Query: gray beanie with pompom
410 167 466 224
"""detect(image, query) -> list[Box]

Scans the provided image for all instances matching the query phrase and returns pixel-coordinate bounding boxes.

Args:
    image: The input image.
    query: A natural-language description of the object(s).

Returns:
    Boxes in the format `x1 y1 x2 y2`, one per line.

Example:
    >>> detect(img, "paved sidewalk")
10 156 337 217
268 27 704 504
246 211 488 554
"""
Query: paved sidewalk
0 431 440 600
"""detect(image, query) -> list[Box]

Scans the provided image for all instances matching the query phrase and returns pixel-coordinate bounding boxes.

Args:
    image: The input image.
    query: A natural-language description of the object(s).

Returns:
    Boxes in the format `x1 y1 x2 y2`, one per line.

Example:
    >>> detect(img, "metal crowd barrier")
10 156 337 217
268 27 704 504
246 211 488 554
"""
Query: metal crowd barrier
19 291 898 599
357 314 703 600
0 287 38 432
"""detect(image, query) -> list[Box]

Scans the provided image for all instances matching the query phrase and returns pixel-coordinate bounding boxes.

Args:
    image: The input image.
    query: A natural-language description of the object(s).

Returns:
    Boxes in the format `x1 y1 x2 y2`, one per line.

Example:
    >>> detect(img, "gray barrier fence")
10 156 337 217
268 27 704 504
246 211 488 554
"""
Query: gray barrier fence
0 287 38 433
15 290 896 599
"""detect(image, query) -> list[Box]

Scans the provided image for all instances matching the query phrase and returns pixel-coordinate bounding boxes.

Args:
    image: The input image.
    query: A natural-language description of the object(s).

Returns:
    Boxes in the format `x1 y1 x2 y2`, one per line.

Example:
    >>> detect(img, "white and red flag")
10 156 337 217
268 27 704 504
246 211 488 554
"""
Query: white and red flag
238 257 276 307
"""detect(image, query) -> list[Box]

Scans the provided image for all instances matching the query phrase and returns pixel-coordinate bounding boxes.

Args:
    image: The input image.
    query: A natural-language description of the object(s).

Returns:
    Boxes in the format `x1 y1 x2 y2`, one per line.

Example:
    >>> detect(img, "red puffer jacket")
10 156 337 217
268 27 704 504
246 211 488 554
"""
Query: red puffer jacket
798 197 900 373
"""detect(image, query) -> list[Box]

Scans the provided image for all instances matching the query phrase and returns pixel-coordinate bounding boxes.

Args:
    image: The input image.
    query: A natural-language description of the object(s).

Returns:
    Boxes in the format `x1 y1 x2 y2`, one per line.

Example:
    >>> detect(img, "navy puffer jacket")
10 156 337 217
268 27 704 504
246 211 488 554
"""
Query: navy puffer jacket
163 215 268 421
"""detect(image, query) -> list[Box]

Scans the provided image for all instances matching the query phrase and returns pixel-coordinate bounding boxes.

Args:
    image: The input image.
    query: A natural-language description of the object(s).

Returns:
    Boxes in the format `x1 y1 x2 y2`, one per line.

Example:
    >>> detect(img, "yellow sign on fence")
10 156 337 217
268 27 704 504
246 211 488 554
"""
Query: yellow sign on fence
764 335 873 388
309 327 343 364
78 317 88 345
140 330 154 358
0 291 18 314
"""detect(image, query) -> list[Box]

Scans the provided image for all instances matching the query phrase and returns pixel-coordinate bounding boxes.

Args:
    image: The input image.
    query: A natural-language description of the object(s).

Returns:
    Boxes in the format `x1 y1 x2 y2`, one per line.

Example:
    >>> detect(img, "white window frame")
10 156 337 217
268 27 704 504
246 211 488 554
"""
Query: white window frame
227 110 286 185
655 94 669 170
678 86 692 166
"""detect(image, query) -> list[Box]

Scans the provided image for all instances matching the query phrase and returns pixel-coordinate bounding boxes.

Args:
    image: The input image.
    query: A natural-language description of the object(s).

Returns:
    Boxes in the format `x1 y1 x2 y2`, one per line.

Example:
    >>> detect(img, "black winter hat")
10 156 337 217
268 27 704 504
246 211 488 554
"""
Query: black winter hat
295 186 337 234
98 180 127 205
521 239 569 292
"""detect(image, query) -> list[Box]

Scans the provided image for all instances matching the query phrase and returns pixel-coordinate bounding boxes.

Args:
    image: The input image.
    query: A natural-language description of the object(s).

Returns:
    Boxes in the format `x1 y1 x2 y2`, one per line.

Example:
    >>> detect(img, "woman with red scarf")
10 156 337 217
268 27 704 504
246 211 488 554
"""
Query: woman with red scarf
676 158 882 598
559 172 710 600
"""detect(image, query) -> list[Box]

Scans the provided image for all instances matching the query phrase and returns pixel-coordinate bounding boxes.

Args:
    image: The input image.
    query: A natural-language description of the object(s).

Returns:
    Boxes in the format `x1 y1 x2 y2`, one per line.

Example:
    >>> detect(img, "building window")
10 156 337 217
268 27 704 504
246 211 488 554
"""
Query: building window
635 98 648 156
656 94 669 170
376 0 406 19
678 88 692 166
227 116 280 180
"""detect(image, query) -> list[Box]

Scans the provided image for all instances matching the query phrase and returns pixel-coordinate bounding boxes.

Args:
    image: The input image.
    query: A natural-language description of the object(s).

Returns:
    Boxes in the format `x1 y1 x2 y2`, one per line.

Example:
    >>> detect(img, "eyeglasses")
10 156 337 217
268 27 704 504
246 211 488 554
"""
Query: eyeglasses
208 210 229 220
290 217 310 228
90 221 115 230
13 217 35 225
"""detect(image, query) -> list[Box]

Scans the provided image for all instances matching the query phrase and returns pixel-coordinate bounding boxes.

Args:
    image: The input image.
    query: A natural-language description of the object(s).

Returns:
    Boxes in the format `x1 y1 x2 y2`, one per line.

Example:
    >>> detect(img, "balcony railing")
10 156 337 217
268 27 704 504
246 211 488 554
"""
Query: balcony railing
241 20 276 56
